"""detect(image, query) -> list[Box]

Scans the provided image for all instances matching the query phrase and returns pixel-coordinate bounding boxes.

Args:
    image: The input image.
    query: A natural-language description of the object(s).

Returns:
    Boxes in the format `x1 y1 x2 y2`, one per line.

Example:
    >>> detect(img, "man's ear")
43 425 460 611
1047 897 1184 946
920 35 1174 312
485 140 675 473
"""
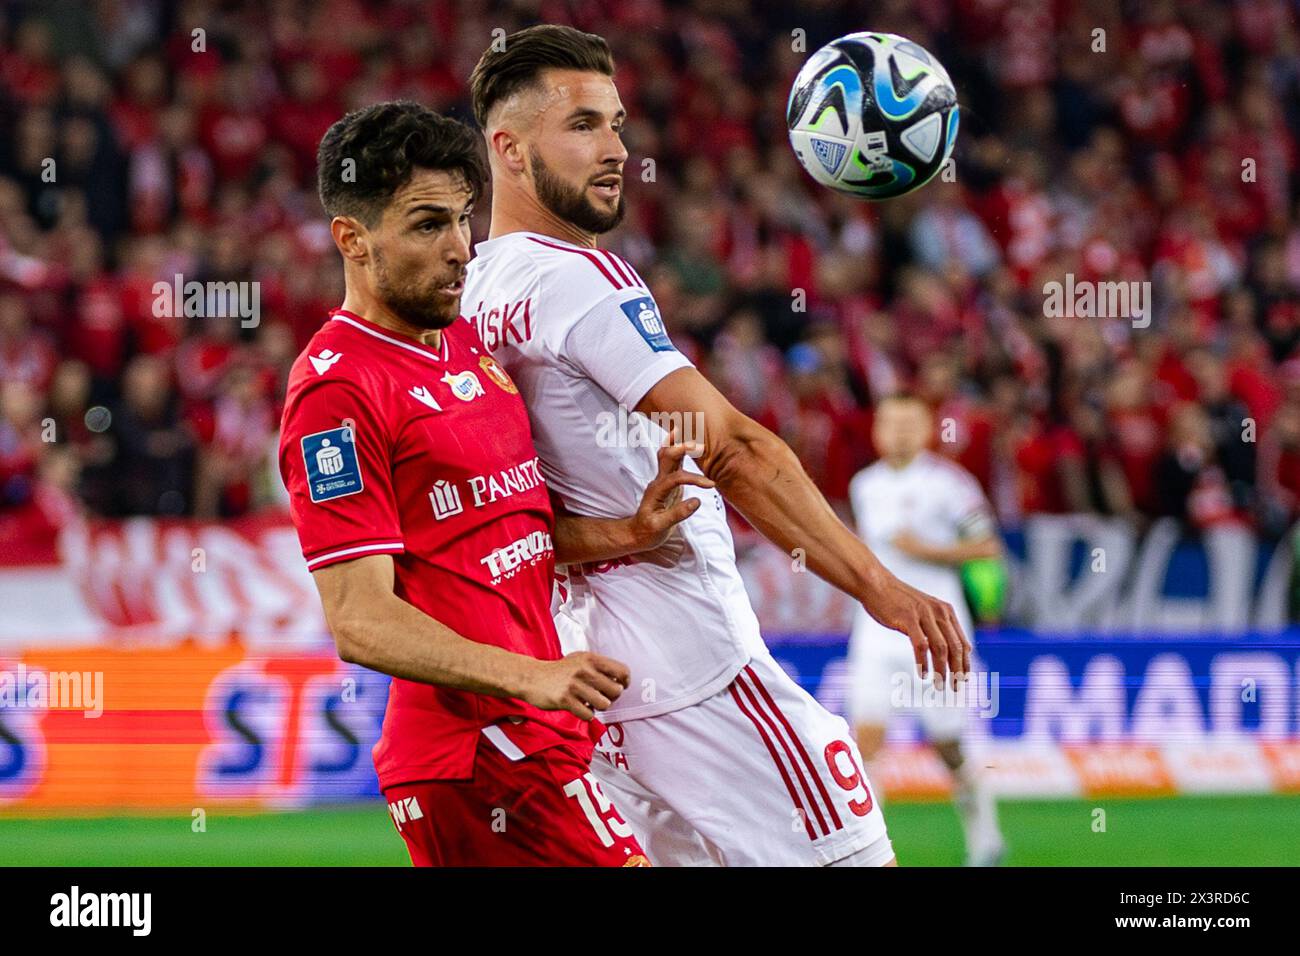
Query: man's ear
489 127 527 176
330 215 369 264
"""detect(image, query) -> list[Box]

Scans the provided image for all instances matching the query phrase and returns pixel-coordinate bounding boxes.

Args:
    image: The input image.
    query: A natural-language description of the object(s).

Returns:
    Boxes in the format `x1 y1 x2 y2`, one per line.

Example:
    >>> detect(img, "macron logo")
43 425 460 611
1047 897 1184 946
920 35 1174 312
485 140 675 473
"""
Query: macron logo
309 349 343 375
409 385 442 411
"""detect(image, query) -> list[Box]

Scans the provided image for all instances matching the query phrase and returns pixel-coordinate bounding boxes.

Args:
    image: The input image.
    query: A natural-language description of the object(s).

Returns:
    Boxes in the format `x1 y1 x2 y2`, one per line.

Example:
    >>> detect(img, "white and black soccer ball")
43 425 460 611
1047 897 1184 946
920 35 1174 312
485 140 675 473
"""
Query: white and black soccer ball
787 32 959 201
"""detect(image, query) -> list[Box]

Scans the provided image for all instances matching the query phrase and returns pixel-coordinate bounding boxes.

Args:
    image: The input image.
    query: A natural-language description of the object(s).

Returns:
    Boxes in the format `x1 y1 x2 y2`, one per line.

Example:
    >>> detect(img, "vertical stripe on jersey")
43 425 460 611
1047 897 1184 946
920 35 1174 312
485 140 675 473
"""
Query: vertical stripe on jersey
745 665 844 832
728 682 817 841
734 671 830 838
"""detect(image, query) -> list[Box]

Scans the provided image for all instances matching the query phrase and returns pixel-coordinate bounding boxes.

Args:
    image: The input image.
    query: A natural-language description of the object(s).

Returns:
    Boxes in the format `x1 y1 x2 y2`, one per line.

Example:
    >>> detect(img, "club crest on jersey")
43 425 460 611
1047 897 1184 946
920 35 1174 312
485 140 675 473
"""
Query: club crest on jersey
620 297 674 352
479 354 518 394
302 426 363 502
441 369 485 402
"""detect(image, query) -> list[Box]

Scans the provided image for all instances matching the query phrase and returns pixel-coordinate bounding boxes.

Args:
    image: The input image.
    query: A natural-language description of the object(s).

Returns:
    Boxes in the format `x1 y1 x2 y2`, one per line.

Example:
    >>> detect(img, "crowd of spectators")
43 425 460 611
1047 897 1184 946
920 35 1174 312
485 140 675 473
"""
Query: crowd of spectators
1 0 1299 556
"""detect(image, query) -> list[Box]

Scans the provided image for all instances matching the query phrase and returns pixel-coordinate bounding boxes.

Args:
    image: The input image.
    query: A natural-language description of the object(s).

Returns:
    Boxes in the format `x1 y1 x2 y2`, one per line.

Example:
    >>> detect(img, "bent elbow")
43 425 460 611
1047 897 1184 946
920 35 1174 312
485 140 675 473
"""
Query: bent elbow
334 634 363 666
325 612 369 666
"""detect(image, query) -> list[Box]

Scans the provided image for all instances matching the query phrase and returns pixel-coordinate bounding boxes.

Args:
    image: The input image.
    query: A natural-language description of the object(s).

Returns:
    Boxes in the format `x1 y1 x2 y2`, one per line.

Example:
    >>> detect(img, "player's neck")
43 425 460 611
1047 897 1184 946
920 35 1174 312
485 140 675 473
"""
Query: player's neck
884 451 922 470
488 195 598 249
338 291 443 349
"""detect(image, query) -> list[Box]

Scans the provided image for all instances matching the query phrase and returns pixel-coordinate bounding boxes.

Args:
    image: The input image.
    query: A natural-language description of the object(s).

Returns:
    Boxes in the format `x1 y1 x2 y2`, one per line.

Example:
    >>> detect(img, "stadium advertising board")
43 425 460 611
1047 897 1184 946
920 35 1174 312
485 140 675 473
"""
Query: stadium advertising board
1 516 1298 808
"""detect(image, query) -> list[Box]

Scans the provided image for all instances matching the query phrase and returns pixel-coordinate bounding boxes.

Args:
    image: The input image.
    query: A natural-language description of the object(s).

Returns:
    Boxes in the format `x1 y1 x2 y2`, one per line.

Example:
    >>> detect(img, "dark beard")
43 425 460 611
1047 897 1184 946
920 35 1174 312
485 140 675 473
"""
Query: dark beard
373 248 459 330
530 146 625 235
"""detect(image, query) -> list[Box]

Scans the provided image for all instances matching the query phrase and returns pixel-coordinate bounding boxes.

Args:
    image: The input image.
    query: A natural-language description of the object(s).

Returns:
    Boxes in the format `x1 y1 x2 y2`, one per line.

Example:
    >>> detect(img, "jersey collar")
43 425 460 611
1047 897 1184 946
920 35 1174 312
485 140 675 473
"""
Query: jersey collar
328 308 448 362
473 230 586 255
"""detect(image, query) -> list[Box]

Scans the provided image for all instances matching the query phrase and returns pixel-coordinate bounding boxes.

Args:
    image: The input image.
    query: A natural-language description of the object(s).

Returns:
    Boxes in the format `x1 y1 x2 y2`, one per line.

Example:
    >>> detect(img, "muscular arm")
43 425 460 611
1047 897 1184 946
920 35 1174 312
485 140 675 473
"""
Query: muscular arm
553 506 641 565
639 370 891 597
638 367 971 683
311 553 629 719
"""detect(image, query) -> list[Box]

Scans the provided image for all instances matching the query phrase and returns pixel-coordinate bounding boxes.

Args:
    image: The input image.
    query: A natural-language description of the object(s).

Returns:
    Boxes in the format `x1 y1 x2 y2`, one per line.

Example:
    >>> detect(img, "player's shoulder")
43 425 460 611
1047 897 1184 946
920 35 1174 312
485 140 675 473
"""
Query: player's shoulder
848 460 886 495
494 232 649 302
852 458 889 482
537 238 648 297
286 315 387 397
921 450 982 492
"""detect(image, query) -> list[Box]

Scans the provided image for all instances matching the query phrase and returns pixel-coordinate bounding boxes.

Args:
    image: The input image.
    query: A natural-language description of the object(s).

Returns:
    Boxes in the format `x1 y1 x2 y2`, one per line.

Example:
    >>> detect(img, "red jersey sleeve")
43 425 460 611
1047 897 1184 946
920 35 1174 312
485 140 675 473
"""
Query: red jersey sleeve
279 375 404 571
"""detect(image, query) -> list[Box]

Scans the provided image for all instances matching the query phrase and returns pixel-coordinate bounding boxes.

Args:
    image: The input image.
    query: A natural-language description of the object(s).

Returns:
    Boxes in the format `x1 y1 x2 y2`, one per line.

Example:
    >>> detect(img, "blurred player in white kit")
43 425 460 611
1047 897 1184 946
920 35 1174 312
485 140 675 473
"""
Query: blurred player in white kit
463 25 971 866
846 394 1007 865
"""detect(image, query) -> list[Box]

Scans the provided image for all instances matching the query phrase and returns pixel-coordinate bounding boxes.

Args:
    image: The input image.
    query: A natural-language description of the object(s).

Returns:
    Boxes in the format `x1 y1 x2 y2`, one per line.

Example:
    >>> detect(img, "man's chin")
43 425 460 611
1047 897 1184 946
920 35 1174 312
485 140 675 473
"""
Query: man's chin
416 311 460 331
391 304 460 332
584 198 626 235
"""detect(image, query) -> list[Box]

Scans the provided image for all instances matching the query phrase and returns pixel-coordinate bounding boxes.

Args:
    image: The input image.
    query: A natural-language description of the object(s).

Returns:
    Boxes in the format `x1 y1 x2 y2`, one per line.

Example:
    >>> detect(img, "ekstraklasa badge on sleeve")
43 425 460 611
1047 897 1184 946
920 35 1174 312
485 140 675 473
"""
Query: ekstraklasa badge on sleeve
620 296 674 352
302 426 363 502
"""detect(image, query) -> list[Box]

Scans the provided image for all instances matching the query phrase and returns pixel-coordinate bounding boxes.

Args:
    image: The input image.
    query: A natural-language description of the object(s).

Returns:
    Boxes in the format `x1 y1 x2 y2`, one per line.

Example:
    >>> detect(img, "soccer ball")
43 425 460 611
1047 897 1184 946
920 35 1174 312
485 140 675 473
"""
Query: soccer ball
787 32 959 201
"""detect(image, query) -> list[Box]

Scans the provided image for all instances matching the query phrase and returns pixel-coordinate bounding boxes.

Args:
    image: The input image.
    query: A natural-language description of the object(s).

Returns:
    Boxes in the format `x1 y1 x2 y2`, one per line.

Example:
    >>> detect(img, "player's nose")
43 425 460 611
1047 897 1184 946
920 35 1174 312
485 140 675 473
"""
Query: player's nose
445 225 472 264
600 126 628 165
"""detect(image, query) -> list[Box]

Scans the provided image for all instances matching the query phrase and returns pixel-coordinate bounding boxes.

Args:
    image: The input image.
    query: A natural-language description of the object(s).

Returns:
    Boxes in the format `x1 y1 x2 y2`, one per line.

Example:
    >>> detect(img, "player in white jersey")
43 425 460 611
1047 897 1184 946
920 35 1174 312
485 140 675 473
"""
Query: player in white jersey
846 394 1006 865
462 25 970 866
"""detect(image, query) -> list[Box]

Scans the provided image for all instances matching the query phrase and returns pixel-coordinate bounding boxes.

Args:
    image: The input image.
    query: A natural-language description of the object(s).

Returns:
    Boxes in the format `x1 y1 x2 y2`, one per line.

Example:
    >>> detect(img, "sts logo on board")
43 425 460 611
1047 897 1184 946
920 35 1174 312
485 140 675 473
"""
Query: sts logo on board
197 657 388 802
0 659 46 805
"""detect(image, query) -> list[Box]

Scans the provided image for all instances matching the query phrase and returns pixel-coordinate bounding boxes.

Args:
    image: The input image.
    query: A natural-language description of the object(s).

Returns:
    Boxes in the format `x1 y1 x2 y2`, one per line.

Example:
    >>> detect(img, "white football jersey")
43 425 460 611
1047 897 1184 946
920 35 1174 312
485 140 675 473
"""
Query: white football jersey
463 231 766 719
848 450 992 636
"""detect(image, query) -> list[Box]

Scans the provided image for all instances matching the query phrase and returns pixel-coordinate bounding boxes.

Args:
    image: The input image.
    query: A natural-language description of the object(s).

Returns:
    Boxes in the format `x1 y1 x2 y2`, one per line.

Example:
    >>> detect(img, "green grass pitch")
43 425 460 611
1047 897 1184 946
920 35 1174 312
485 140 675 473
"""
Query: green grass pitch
1 794 1296 866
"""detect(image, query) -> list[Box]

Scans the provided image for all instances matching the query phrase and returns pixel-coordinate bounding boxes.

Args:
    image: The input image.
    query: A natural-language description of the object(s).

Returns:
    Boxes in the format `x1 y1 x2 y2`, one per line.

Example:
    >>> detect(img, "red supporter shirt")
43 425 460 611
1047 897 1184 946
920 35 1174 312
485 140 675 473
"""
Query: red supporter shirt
278 308 599 788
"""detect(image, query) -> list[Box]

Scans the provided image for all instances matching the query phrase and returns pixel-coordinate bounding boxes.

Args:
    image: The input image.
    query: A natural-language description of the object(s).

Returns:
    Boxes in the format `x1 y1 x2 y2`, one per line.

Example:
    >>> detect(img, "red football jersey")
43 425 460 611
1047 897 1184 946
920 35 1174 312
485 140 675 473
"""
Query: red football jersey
279 308 597 787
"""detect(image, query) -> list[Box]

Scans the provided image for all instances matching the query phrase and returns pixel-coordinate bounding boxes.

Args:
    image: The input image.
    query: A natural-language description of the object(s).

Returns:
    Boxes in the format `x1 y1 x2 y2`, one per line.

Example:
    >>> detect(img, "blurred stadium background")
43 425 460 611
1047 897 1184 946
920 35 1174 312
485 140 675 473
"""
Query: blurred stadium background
1 0 1299 865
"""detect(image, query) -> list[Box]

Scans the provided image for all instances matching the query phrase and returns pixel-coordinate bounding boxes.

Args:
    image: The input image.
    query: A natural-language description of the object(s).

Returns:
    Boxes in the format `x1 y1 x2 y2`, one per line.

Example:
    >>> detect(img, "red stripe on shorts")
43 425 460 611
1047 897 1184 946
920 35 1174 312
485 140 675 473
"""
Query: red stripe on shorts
734 672 829 838
745 664 844 832
729 682 817 841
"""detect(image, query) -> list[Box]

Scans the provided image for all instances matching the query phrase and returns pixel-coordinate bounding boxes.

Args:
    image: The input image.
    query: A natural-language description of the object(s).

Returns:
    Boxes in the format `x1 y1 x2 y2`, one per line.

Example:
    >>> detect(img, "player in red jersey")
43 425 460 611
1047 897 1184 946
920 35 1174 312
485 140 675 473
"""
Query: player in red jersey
280 102 708 866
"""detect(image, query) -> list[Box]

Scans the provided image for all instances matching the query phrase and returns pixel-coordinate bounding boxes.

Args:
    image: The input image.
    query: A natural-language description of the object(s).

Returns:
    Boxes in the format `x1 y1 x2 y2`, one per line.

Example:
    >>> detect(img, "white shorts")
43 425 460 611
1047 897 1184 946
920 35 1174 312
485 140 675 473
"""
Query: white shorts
845 613 970 741
592 650 892 866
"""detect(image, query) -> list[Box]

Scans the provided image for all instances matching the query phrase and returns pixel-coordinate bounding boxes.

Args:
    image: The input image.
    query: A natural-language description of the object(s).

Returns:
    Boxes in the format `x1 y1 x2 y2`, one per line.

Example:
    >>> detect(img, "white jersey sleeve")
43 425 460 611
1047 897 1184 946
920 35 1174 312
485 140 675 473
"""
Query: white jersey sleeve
943 463 995 540
847 467 872 536
558 287 693 411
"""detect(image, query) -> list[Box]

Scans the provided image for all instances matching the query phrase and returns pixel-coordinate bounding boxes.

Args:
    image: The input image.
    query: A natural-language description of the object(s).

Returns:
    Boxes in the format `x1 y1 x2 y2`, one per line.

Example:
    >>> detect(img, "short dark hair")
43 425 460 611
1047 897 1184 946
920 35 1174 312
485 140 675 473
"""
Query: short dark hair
316 101 487 226
469 24 615 129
